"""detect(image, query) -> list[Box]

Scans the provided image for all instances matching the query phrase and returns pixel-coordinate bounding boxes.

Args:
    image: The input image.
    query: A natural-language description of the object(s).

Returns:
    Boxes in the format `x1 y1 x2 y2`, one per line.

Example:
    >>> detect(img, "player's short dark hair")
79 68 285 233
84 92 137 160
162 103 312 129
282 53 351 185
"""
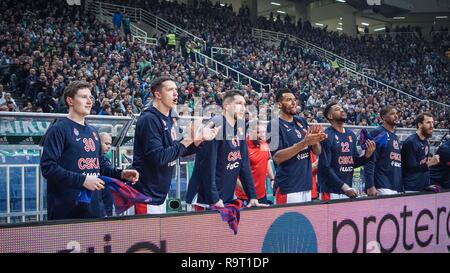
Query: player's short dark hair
63 80 91 107
223 89 244 104
323 102 338 121
415 112 433 128
150 76 174 96
275 89 293 103
380 105 396 119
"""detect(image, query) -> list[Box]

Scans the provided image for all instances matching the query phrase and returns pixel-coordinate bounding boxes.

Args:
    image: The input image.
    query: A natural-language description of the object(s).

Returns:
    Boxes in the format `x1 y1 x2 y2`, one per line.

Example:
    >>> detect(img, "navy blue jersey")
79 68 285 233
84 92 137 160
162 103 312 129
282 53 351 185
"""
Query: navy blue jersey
132 106 197 205
364 126 403 192
40 117 122 220
271 116 312 194
318 127 370 194
186 115 256 205
401 133 431 191
430 139 450 188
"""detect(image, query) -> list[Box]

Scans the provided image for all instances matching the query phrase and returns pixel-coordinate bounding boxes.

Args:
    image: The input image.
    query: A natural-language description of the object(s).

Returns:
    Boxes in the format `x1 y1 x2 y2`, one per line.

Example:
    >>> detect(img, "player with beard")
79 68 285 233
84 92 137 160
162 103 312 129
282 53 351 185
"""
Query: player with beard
186 90 268 210
364 106 403 195
318 103 376 200
401 112 440 192
235 119 275 205
270 90 327 204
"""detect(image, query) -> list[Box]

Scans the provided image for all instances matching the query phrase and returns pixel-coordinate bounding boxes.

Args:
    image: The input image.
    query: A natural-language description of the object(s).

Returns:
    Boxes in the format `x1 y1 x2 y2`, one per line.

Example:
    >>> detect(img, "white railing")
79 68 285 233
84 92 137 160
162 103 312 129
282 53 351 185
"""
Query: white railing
97 7 157 46
194 52 271 92
0 164 45 223
211 47 234 59
86 0 206 50
344 68 450 114
357 31 419 38
251 28 358 71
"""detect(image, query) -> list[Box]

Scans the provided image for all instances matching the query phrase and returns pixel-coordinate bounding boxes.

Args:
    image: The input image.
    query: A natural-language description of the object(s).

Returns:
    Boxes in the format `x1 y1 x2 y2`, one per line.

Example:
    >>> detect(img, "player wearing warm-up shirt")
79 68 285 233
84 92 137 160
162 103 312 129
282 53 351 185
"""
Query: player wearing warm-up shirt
186 90 267 210
430 138 450 189
269 89 326 204
401 112 440 192
40 81 139 220
318 103 375 200
132 76 219 214
364 106 403 195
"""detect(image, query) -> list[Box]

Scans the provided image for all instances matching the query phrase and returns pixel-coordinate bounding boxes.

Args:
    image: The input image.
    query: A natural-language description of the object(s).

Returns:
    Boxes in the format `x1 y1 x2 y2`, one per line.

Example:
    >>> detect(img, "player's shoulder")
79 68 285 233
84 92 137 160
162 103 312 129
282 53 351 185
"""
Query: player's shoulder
402 133 418 147
369 126 384 137
49 117 72 133
324 126 334 135
293 116 308 127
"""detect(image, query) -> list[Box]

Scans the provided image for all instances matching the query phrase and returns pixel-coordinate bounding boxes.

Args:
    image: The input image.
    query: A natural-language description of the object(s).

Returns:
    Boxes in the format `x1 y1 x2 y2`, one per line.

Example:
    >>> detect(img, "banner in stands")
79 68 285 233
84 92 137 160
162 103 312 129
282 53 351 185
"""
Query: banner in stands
1 192 450 253
0 120 51 136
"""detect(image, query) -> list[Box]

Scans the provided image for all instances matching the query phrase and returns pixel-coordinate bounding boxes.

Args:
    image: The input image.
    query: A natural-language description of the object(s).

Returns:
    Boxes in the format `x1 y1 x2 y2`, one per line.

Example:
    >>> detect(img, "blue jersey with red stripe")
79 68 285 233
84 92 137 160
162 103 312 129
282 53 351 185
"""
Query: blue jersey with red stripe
401 133 431 191
364 126 403 192
186 115 256 205
271 116 312 194
40 117 122 220
318 127 370 194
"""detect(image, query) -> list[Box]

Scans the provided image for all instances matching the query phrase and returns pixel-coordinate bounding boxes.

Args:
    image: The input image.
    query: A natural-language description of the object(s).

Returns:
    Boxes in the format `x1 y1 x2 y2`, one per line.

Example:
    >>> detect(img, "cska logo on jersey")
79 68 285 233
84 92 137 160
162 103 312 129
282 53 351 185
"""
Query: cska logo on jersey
425 146 429 155
295 129 302 139
283 124 289 129
335 135 339 141
92 132 98 141
74 128 79 136
348 136 352 143
393 140 399 150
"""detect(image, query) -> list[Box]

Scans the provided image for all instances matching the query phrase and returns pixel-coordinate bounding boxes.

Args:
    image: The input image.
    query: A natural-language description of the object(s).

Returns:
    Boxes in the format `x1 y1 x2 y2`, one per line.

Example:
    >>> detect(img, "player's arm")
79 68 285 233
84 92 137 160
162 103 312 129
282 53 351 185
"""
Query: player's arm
318 138 347 190
40 125 85 189
142 118 190 167
267 160 275 181
272 140 308 165
99 154 122 179
197 139 221 205
354 139 376 167
239 140 257 200
401 140 429 173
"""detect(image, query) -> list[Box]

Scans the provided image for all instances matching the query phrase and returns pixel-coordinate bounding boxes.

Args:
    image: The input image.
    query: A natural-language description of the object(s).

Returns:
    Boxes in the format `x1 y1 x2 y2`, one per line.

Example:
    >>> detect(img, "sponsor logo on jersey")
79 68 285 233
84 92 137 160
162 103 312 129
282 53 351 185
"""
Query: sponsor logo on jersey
78 158 100 170
226 162 240 170
168 160 176 167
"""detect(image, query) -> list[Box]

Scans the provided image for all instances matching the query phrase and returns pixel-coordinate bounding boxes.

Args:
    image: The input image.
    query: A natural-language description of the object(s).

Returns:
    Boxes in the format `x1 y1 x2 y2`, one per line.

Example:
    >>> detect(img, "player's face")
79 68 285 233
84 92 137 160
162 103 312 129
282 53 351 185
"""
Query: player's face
330 104 347 122
155 80 178 109
70 88 93 117
100 135 112 154
383 109 398 126
227 95 246 120
279 93 297 116
249 124 266 142
419 116 434 138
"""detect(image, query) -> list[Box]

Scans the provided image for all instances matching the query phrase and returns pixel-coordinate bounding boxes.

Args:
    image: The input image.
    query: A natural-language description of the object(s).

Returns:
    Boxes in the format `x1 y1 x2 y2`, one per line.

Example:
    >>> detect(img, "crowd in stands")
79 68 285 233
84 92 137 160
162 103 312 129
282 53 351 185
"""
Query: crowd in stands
0 0 448 129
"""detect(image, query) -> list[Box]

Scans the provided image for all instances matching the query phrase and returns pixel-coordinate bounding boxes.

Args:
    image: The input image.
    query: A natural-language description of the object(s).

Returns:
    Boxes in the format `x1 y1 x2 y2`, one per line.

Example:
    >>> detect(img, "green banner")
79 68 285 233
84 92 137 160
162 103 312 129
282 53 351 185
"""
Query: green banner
0 120 52 136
